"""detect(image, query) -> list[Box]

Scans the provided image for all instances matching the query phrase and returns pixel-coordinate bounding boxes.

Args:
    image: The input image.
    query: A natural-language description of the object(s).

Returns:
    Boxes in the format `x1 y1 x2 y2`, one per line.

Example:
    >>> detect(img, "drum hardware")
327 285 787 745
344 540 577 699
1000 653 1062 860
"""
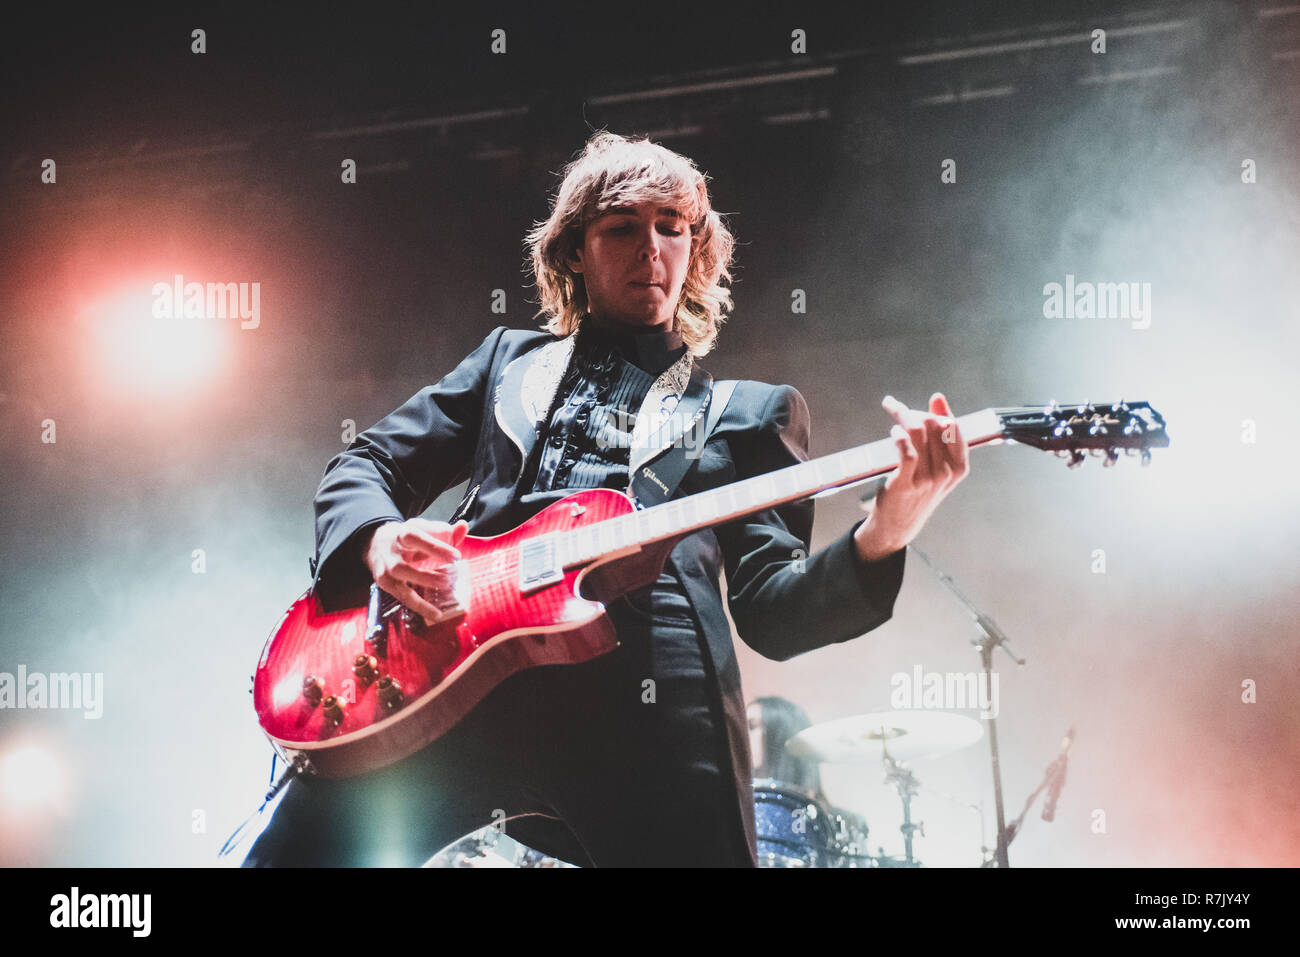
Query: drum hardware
881 751 923 867
785 709 986 868
423 826 580 868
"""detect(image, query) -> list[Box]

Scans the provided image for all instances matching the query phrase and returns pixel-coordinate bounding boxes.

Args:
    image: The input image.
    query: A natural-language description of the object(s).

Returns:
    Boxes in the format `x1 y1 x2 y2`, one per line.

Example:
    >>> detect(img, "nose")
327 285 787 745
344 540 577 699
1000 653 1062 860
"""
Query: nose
636 227 660 261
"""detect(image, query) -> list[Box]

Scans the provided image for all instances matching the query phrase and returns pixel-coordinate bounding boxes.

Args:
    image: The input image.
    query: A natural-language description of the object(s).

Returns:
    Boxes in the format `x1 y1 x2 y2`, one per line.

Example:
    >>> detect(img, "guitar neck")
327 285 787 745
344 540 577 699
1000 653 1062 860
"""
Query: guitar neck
555 409 1007 567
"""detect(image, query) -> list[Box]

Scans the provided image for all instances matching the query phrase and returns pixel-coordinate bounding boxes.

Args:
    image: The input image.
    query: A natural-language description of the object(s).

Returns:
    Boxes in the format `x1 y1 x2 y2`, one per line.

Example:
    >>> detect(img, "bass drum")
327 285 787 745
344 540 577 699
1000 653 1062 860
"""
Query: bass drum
753 779 873 867
752 779 838 867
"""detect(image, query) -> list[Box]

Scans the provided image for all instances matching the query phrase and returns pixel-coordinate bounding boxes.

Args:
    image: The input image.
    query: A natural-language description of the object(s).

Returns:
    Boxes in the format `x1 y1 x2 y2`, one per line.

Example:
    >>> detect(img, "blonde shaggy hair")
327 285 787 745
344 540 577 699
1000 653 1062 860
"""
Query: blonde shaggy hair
525 131 736 358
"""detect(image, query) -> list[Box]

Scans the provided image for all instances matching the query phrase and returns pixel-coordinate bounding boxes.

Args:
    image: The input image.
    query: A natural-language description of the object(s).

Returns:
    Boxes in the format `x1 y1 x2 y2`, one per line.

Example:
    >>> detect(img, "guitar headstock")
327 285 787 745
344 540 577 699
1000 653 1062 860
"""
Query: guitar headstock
996 400 1169 469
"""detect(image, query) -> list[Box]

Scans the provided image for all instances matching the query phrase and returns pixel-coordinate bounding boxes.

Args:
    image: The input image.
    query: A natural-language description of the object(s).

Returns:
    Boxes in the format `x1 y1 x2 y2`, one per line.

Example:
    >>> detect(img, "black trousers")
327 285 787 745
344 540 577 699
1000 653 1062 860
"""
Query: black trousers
241 606 754 867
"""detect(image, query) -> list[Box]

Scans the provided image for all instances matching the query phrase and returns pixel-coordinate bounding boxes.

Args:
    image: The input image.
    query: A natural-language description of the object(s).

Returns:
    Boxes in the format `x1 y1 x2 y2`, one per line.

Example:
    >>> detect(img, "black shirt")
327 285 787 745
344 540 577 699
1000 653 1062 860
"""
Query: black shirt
526 321 706 679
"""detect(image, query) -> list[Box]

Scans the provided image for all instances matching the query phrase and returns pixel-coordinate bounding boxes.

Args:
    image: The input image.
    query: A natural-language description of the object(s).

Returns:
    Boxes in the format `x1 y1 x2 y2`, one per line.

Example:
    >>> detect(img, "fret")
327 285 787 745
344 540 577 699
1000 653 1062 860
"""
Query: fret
801 459 823 492
777 466 800 500
577 524 596 561
665 499 684 533
812 456 828 489
782 463 804 498
695 490 715 522
676 495 695 528
598 518 616 555
848 445 873 477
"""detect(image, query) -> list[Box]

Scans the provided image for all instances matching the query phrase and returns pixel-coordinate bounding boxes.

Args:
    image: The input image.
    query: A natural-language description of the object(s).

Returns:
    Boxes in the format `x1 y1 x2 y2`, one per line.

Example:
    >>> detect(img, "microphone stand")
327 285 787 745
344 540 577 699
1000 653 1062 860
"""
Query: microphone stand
1003 729 1074 852
905 544 1026 868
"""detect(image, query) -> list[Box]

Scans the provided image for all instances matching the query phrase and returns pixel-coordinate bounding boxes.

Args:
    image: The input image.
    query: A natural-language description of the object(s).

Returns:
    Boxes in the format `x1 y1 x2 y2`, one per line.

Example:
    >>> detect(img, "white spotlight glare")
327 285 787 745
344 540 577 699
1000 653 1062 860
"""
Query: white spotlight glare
0 745 63 808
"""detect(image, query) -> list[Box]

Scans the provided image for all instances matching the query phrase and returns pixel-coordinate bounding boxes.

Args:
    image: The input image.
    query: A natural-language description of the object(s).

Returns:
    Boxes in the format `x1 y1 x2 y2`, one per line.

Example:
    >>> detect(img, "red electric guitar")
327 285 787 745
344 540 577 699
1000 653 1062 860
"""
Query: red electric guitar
253 401 1169 777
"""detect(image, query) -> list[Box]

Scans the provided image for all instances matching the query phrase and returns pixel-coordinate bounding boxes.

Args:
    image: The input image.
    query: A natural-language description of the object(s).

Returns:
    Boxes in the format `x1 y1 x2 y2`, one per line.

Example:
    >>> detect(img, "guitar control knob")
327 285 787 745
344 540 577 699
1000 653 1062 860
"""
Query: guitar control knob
302 676 324 707
377 676 404 712
321 695 345 727
353 654 380 684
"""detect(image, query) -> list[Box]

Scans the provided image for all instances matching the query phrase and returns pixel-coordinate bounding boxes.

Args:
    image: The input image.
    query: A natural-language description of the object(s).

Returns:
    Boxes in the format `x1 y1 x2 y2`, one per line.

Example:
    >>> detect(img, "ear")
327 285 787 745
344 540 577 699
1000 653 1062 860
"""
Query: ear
567 244 584 275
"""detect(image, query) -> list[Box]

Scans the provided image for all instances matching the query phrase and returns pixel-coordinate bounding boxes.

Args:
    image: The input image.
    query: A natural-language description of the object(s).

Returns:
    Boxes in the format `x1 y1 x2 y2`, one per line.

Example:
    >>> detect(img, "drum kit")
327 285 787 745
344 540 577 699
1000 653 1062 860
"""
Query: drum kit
754 709 986 868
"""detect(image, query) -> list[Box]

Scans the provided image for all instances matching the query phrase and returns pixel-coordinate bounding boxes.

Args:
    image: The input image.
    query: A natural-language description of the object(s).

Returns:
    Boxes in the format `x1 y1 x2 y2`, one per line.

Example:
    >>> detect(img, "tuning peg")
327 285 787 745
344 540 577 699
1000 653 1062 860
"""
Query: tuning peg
1140 449 1152 467
1102 448 1119 468
1044 399 1060 415
1053 422 1073 439
1066 450 1086 470
1089 418 1108 437
1111 398 1129 413
1124 418 1144 436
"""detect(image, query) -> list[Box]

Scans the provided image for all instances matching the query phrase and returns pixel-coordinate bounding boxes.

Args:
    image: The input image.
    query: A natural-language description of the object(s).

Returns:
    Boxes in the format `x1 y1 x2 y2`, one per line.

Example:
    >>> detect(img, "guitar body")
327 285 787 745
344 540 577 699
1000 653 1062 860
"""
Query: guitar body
253 488 679 778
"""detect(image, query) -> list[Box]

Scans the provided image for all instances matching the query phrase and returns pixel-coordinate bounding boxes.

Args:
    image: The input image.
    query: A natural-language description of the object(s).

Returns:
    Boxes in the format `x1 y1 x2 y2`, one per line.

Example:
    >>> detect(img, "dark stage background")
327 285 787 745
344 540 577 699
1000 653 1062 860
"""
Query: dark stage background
1 1 1297 867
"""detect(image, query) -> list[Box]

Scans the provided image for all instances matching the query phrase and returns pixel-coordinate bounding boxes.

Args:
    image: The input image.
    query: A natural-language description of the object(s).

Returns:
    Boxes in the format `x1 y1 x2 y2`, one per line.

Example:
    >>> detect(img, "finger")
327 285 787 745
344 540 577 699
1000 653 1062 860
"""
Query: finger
890 423 919 485
382 577 444 624
943 421 969 481
928 393 968 479
391 561 455 592
396 526 462 562
923 415 950 483
881 394 915 431
929 392 953 417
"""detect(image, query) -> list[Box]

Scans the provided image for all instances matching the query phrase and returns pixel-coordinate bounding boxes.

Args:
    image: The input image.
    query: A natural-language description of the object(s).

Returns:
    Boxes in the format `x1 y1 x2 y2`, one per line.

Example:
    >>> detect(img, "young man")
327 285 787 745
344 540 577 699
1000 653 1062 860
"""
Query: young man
243 132 968 867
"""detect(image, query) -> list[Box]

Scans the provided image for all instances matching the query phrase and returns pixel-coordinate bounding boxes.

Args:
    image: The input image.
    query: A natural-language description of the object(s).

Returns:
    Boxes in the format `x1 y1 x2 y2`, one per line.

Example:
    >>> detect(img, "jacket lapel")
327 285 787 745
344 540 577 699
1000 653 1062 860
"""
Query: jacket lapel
492 333 575 465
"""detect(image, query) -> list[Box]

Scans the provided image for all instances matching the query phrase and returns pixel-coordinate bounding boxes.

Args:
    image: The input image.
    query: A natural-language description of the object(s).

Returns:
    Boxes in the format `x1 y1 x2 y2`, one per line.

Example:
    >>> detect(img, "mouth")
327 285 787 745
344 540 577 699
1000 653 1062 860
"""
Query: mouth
629 281 665 289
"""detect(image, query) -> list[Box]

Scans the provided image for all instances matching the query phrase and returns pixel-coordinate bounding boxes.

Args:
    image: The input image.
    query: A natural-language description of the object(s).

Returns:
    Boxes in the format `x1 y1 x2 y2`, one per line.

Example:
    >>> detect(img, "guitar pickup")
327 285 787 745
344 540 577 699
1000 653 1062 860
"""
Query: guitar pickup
519 535 564 594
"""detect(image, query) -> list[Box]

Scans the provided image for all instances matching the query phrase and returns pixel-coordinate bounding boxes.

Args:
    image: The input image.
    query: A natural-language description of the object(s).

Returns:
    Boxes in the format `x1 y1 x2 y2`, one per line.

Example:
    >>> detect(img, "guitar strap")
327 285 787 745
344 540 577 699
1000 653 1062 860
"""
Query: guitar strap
628 375 738 509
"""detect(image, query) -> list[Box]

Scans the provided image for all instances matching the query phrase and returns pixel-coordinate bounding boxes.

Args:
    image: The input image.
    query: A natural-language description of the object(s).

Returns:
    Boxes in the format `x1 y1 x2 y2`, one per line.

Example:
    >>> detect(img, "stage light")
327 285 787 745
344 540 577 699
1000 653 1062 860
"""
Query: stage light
0 744 63 808
80 281 230 396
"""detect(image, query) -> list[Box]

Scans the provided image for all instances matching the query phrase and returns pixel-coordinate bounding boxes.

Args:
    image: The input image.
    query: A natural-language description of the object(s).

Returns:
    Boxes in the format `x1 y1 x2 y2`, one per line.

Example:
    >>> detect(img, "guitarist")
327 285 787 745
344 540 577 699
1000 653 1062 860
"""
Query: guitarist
243 132 969 867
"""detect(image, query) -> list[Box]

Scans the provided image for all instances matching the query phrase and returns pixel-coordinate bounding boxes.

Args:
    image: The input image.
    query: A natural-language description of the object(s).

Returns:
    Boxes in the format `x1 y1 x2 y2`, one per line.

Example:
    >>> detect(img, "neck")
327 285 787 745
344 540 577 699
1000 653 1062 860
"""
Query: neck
586 314 674 336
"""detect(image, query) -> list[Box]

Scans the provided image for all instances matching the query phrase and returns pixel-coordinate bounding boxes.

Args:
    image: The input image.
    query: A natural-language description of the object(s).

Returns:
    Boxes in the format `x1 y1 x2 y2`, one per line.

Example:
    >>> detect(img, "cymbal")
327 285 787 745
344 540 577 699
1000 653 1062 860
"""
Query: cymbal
786 710 984 764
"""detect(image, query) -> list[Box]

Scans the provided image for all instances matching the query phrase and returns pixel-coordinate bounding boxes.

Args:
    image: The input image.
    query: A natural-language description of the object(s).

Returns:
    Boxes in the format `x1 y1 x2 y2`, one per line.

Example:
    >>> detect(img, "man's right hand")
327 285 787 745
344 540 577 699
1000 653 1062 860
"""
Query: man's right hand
362 518 470 625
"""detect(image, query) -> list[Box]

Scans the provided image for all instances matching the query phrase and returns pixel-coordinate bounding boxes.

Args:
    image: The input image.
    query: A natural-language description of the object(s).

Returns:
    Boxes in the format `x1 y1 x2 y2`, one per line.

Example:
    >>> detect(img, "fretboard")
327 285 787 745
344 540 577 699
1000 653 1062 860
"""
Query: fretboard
554 408 1005 568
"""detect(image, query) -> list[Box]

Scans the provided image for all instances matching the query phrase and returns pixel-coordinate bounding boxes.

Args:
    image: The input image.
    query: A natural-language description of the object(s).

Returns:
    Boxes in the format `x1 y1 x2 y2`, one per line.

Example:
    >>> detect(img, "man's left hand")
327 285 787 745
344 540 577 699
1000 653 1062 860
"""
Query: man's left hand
854 392 970 562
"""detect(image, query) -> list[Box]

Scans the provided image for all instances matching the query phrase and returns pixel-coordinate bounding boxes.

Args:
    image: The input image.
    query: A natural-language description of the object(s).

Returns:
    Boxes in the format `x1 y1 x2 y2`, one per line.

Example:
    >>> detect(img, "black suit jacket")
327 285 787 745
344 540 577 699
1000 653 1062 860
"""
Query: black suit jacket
309 325 907 861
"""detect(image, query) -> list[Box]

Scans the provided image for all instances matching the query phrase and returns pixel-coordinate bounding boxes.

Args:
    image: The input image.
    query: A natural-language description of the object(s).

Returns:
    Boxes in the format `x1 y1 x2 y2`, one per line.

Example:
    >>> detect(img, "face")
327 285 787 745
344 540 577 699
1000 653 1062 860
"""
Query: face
569 200 693 333
747 702 765 771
